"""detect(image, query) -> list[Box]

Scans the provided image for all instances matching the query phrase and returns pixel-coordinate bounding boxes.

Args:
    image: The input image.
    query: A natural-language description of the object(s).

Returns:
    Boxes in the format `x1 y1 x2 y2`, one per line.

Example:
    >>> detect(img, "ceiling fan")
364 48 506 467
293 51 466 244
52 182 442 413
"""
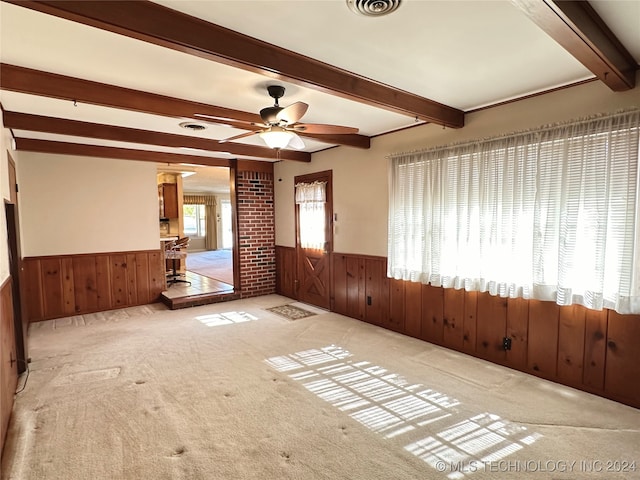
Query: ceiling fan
196 85 359 150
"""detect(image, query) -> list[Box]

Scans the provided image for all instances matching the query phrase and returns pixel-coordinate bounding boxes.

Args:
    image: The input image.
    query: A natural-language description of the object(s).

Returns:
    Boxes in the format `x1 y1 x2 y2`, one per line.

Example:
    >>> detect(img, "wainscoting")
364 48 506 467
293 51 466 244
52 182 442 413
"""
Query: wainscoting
23 250 165 322
1 277 18 457
275 246 640 409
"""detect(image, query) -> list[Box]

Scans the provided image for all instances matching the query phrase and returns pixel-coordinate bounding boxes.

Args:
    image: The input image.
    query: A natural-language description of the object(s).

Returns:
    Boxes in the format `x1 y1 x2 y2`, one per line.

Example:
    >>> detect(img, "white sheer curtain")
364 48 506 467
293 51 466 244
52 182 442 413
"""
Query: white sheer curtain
296 181 327 250
388 110 640 314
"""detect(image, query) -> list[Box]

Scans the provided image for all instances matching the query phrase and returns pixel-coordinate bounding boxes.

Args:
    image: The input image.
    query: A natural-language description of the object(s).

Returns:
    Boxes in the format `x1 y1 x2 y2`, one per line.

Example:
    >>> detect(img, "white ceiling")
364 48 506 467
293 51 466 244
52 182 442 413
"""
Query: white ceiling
1 0 639 193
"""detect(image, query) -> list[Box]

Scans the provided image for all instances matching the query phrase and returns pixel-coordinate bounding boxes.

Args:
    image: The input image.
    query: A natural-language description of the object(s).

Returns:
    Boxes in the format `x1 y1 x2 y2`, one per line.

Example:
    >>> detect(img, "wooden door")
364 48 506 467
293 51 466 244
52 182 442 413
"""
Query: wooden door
295 171 333 310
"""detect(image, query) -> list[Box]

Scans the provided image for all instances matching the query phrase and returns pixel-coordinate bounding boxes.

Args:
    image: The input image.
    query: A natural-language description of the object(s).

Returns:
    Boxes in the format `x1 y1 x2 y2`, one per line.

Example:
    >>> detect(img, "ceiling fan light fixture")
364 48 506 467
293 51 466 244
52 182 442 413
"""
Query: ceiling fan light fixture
260 127 294 149
347 0 401 17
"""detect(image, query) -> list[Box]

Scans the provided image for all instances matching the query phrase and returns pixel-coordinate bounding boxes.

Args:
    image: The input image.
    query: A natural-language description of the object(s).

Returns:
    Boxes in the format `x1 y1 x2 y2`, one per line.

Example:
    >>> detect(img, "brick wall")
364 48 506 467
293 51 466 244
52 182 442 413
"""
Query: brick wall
236 170 276 297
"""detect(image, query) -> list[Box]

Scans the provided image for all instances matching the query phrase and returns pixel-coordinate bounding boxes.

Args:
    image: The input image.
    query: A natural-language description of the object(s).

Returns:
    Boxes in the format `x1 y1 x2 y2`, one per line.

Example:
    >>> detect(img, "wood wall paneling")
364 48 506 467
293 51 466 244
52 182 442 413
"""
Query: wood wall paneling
582 308 608 391
95 255 113 310
72 256 99 313
404 281 422 338
346 256 365 321
476 292 507 364
443 288 465 350
61 257 75 316
1 278 18 457
23 260 44 322
110 255 129 308
388 279 405 332
527 300 560 378
331 254 348 315
556 304 586 386
421 285 444 344
462 290 478 354
41 258 64 319
135 252 151 305
604 311 640 405
364 257 388 326
147 251 165 298
23 250 164 321
276 246 296 299
315 251 640 409
505 297 529 370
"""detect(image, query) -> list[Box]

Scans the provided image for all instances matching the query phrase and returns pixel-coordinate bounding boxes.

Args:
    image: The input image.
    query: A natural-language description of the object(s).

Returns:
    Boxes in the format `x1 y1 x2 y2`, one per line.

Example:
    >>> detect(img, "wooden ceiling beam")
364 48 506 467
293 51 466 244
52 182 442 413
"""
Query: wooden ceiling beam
14 138 236 167
2 111 311 162
0 64 370 149
297 132 370 149
0 63 260 126
8 0 464 127
513 0 636 91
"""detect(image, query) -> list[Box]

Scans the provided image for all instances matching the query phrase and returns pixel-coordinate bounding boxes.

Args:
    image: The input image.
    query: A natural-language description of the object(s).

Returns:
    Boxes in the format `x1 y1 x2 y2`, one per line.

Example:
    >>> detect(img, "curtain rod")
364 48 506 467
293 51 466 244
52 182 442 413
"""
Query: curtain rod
387 107 640 160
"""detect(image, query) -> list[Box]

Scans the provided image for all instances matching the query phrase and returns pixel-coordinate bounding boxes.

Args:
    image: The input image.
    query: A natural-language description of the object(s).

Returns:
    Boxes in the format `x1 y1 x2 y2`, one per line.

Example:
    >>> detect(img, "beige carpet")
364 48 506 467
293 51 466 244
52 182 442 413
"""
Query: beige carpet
186 249 233 286
2 295 640 479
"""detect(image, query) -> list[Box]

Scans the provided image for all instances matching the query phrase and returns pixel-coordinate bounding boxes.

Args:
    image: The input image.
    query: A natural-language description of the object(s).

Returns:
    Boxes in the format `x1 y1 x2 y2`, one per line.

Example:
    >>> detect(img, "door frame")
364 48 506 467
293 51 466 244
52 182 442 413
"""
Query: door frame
294 170 333 308
6 154 27 373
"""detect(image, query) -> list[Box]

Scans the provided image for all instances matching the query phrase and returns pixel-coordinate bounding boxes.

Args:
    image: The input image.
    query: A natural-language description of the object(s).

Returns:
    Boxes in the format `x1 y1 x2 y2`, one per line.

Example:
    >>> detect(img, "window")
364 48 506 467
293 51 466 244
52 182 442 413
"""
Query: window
296 181 327 250
388 110 640 314
183 204 206 237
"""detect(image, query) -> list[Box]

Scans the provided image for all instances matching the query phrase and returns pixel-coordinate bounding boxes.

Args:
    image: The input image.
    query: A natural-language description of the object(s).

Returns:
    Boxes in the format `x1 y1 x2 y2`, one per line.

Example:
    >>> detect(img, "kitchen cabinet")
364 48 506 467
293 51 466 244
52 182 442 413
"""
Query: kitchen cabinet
158 183 179 219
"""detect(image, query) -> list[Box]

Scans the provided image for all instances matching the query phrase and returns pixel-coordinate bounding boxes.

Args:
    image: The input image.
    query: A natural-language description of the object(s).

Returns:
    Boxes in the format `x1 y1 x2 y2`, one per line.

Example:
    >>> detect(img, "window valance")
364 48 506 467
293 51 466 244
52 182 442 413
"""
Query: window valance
183 194 216 206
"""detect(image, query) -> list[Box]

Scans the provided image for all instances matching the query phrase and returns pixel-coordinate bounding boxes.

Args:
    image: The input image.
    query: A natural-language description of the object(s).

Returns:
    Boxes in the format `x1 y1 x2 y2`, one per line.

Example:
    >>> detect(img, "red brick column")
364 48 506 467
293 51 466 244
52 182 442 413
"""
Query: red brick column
236 170 276 297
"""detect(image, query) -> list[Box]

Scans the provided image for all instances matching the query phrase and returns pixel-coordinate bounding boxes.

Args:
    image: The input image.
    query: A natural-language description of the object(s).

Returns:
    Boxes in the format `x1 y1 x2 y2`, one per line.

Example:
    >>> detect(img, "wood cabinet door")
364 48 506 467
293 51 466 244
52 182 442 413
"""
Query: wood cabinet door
159 183 179 218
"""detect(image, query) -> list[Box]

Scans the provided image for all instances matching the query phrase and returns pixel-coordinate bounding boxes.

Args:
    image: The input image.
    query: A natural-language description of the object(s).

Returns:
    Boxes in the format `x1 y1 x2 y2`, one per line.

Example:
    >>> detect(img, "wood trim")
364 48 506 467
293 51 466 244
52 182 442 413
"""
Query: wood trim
465 78 599 115
0 63 370 149
512 0 636 91
7 1 464 127
23 249 161 261
228 160 242 291
4 111 310 163
308 251 640 409
298 133 370 149
23 250 166 321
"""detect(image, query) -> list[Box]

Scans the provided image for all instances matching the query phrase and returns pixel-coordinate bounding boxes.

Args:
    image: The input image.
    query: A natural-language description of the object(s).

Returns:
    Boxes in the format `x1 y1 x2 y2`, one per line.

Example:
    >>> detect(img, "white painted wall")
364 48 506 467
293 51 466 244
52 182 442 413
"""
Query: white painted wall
275 75 640 257
18 153 160 256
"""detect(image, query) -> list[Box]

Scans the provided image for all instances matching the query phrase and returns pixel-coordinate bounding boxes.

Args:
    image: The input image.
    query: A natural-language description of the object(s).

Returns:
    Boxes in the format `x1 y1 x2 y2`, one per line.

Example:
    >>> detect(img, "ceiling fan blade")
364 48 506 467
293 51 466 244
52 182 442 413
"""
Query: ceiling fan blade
219 131 260 143
291 123 359 134
287 132 306 150
276 102 308 124
194 114 265 130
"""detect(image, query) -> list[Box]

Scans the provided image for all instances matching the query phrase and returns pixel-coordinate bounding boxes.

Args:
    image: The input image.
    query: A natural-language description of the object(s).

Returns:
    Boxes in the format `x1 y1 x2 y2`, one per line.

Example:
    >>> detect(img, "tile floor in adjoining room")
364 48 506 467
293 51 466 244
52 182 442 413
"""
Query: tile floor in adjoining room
162 270 234 299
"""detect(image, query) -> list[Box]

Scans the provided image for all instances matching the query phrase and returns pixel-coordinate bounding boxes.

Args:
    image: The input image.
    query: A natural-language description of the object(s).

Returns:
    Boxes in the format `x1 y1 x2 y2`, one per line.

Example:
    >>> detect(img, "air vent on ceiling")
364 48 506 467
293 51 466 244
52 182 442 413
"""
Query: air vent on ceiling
179 122 207 131
347 0 401 17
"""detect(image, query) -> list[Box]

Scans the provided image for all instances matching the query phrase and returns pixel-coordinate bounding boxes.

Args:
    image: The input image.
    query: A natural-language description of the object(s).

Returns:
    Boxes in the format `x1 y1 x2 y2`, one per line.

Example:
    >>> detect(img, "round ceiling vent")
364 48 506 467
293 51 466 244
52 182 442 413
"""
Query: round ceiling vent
179 122 207 131
347 0 401 17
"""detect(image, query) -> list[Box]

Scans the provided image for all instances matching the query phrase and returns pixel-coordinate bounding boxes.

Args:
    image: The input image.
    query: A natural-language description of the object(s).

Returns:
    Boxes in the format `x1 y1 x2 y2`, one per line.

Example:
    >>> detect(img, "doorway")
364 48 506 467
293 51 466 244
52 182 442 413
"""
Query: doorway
5 155 27 373
221 200 233 250
180 166 235 290
295 170 333 310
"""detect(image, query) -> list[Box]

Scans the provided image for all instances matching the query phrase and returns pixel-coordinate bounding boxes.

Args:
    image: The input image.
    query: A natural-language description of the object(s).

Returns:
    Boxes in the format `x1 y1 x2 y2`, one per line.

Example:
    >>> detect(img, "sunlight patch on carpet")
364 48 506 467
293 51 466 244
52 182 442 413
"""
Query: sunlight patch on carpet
265 346 541 479
54 367 121 386
266 304 317 320
195 311 257 327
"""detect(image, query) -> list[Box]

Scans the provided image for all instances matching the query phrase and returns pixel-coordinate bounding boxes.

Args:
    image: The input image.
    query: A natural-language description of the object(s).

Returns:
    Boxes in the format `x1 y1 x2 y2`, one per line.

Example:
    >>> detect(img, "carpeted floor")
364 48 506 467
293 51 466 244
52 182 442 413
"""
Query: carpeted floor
186 249 233 285
2 295 639 479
